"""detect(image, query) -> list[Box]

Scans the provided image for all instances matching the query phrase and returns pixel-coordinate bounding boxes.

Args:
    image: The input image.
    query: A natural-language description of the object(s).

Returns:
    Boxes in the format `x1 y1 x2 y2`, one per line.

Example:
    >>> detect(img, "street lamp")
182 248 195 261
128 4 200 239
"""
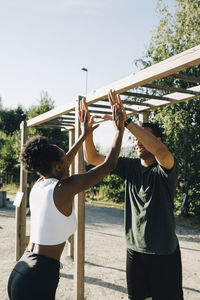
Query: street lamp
81 67 88 99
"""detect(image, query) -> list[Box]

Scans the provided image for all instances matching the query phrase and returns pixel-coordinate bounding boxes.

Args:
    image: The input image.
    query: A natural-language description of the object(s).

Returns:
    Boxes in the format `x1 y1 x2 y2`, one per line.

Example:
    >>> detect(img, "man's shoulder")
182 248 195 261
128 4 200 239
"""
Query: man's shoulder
118 156 139 164
112 157 139 177
117 156 140 170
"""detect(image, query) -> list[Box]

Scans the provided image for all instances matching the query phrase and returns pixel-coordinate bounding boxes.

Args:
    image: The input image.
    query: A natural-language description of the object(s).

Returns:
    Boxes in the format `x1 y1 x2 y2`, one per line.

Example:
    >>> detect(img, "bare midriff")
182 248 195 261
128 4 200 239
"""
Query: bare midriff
27 241 66 261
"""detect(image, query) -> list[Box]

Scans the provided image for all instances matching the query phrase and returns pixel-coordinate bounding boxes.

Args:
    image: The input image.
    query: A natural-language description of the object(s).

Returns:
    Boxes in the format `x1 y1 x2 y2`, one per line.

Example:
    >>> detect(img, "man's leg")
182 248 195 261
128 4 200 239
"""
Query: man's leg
126 248 150 300
147 245 183 300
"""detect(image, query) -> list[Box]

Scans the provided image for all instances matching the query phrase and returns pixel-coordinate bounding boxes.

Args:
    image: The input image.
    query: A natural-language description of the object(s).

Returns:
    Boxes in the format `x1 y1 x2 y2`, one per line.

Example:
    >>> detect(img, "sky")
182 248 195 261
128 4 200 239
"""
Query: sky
0 0 175 149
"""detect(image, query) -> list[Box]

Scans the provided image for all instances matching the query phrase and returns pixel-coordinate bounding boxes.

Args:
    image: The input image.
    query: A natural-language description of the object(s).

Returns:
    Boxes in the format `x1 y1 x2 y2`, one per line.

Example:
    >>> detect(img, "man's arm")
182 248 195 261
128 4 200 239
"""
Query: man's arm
65 103 99 166
126 121 174 170
83 89 127 167
106 90 174 170
83 133 105 166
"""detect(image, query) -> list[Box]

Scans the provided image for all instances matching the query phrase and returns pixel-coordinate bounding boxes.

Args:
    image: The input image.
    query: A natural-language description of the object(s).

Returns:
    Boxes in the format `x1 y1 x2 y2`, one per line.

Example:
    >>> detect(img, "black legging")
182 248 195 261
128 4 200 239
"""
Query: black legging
8 250 60 300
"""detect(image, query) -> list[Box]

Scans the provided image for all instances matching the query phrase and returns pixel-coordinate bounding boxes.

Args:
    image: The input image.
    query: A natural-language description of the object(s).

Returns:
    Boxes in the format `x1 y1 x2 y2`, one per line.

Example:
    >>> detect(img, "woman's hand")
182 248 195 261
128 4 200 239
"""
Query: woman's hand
78 98 99 136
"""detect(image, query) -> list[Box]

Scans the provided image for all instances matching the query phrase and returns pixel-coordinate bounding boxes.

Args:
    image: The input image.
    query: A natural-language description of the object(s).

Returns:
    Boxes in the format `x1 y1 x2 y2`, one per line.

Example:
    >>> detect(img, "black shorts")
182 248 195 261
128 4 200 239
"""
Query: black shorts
7 250 60 300
126 245 183 300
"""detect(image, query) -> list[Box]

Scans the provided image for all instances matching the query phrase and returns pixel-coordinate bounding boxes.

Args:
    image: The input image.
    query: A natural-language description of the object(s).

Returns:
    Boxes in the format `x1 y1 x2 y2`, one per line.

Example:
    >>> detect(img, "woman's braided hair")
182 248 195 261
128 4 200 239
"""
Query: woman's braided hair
20 135 62 176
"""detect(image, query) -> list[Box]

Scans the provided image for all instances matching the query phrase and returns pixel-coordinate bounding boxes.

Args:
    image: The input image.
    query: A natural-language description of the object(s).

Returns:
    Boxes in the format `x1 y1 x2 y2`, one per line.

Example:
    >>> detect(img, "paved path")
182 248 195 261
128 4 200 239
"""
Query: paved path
0 204 200 299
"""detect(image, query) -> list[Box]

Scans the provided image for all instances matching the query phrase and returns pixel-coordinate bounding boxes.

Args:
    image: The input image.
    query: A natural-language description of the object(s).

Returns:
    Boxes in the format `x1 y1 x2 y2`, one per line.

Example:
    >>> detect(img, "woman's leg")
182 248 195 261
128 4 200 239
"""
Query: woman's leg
7 251 60 300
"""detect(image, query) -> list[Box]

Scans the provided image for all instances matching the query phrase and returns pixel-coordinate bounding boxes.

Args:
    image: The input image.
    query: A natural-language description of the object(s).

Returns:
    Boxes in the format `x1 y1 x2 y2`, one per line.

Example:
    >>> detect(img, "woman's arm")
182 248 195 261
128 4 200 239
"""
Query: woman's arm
69 126 124 194
65 103 99 166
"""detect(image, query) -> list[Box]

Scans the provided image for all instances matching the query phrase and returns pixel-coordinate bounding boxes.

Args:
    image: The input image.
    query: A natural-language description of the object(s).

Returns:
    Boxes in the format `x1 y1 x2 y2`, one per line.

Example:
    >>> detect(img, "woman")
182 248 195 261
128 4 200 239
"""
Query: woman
7 90 124 300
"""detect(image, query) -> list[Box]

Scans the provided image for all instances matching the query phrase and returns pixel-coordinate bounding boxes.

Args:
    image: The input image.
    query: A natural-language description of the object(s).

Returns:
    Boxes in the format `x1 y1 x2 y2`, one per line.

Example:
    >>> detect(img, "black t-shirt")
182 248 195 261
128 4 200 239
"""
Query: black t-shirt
112 157 179 255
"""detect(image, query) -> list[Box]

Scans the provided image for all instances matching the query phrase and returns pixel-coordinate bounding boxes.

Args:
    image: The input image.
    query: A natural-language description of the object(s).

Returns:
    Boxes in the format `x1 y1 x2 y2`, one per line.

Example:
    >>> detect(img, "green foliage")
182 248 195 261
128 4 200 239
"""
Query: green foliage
0 105 26 135
136 0 200 215
86 174 125 203
85 144 137 204
146 0 200 64
27 91 69 150
0 131 21 183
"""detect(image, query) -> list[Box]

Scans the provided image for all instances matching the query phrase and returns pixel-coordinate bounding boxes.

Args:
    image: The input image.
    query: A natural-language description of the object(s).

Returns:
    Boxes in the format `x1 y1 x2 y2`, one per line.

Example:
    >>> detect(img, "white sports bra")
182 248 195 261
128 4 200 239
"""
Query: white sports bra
29 178 77 245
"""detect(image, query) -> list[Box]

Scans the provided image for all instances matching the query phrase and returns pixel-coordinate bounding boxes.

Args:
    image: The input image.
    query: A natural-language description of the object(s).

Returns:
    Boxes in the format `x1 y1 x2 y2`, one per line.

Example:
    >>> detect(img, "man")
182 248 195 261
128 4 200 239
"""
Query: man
83 90 183 300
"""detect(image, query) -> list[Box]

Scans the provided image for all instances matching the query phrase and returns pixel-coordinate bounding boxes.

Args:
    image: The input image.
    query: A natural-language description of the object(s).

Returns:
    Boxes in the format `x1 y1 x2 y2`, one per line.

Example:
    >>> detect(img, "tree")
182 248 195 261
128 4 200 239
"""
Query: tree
0 105 26 135
27 91 69 150
0 131 21 184
135 0 200 215
0 104 26 184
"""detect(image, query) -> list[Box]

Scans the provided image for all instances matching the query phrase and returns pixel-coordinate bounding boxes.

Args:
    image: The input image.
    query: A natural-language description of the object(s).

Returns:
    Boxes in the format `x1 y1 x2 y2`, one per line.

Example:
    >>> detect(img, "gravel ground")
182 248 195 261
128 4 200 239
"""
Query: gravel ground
0 201 200 300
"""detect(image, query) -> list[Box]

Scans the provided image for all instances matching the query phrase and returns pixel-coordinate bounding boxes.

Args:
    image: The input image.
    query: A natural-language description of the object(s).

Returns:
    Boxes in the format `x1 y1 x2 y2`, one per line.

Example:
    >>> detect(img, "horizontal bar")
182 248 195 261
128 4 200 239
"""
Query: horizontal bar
143 83 200 95
170 73 200 83
122 91 175 102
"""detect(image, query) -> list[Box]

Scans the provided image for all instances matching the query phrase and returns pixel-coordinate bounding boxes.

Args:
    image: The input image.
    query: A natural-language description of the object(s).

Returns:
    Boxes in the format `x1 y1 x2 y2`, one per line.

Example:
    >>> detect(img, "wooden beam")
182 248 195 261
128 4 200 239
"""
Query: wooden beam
88 109 112 115
122 91 175 102
135 85 200 112
16 121 28 260
73 98 85 300
26 104 76 127
35 124 74 129
139 112 149 123
89 103 111 109
67 129 75 259
122 99 153 107
170 73 200 83
143 83 200 96
46 120 75 125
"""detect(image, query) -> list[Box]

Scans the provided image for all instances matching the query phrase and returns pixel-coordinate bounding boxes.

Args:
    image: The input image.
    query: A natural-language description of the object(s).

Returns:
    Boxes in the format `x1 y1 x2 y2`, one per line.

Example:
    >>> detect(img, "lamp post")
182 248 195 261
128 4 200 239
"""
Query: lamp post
81 67 88 99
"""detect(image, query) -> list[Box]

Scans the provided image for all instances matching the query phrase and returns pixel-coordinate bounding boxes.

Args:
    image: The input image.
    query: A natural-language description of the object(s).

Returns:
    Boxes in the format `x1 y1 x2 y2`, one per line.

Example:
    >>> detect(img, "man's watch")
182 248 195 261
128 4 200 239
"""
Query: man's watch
124 118 132 127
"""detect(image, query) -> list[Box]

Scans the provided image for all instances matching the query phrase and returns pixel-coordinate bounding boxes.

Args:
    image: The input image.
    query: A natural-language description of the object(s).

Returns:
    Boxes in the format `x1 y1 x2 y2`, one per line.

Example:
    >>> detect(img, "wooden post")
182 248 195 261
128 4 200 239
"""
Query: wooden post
139 111 149 123
15 121 28 261
67 128 75 258
73 97 85 300
69 128 75 176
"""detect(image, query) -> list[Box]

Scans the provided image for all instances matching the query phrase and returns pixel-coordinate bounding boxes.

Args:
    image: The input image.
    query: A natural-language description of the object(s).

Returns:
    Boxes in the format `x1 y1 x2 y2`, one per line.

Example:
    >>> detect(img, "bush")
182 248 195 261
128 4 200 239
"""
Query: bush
86 174 125 203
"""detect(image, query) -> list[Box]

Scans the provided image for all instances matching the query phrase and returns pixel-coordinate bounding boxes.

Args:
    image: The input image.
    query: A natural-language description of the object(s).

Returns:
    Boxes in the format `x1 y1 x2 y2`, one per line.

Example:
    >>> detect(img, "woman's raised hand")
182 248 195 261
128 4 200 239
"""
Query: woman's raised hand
78 98 99 136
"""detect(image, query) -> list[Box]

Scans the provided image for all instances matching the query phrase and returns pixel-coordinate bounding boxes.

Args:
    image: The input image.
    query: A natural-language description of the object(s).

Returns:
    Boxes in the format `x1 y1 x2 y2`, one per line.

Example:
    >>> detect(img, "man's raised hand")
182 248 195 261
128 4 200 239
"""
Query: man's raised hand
103 89 127 122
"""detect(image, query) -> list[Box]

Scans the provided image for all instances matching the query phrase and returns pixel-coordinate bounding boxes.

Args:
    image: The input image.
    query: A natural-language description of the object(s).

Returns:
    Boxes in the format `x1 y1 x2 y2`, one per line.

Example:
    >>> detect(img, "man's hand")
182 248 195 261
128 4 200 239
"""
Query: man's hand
78 98 99 136
103 90 127 122
112 103 125 132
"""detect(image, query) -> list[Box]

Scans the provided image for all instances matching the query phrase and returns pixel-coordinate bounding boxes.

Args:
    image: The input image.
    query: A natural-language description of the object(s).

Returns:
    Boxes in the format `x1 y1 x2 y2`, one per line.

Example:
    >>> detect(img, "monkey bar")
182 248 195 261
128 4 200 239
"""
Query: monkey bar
17 44 200 300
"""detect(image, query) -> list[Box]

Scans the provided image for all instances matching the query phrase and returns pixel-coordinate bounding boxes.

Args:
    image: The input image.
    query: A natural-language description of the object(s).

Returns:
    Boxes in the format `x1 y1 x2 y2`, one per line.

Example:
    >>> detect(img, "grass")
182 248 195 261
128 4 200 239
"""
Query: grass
175 212 200 233
2 184 19 195
86 199 124 210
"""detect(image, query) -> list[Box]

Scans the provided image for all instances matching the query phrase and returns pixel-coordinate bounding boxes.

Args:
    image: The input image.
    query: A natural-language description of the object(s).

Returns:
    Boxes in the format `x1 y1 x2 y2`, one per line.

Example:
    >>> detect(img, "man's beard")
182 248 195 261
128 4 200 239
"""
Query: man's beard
138 149 152 160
